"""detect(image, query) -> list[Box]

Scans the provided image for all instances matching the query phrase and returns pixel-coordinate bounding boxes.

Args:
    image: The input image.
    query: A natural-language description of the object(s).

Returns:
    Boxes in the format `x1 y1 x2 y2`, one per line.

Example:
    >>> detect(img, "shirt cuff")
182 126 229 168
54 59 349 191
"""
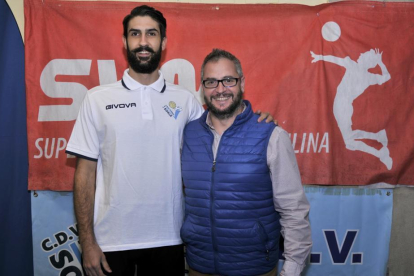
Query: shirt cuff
280 260 305 276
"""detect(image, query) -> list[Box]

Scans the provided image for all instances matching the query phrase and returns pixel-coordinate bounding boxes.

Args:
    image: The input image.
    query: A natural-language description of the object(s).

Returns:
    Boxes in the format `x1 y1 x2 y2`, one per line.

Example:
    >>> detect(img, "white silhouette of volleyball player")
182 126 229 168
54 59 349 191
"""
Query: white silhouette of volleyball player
310 49 392 170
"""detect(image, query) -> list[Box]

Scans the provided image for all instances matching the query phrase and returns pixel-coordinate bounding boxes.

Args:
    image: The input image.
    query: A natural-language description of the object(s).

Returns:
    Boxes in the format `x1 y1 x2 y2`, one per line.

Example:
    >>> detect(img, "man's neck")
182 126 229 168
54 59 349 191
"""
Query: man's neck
128 67 160 85
210 105 244 135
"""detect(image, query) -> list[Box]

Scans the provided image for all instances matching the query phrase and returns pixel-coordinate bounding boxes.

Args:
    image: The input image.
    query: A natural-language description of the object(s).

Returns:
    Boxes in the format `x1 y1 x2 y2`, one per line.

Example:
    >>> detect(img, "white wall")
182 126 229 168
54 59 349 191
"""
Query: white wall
6 0 328 40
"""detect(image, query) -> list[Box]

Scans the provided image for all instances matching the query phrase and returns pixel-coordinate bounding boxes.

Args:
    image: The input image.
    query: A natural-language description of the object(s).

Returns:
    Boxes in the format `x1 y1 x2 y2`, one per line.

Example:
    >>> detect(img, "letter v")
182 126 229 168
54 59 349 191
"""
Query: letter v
324 230 358 264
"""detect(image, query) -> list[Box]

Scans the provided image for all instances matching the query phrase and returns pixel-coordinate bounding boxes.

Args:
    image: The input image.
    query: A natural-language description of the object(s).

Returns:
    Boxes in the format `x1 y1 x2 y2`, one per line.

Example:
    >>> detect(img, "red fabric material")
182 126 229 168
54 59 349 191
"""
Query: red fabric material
25 0 414 190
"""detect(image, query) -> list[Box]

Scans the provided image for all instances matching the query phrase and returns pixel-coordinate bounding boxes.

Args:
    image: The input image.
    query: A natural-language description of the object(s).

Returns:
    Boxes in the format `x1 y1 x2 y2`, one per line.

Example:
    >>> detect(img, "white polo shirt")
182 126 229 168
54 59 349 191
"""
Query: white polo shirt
66 69 204 252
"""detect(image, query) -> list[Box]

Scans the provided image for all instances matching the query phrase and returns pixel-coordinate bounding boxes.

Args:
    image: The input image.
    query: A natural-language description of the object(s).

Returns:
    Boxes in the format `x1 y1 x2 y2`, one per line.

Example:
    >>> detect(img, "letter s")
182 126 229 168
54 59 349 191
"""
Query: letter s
38 59 91 122
49 250 73 269
34 138 43 159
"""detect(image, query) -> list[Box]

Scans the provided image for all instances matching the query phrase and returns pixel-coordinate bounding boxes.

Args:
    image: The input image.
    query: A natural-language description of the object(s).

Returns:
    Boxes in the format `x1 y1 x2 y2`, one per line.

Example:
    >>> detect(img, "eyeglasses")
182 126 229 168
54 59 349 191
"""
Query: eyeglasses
202 77 241 89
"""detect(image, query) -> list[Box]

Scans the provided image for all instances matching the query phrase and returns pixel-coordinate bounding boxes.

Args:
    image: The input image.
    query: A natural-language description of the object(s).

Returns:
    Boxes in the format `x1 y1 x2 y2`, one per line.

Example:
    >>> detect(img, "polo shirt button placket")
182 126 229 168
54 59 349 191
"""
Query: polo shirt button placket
141 87 153 120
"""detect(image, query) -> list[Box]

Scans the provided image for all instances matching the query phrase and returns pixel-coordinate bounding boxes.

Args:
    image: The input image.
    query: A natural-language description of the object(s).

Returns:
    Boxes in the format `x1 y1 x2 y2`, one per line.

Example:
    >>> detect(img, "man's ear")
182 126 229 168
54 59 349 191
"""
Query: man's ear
122 36 127 50
162 37 167 51
241 76 245 93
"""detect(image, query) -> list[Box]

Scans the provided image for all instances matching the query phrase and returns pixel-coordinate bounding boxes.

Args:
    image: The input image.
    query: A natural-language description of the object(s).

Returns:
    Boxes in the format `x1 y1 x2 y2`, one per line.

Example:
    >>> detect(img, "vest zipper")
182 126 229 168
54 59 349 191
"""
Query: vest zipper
210 158 218 271
211 128 225 273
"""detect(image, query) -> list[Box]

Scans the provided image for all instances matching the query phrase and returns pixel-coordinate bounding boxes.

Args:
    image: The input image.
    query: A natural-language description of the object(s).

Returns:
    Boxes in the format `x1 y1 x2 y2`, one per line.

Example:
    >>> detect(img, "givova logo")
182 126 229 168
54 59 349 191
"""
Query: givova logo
310 230 362 265
106 102 136 110
41 224 83 275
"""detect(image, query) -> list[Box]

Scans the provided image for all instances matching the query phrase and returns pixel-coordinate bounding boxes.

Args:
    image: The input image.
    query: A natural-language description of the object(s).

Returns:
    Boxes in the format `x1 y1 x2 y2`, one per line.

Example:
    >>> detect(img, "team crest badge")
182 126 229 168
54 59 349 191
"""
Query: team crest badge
163 101 182 119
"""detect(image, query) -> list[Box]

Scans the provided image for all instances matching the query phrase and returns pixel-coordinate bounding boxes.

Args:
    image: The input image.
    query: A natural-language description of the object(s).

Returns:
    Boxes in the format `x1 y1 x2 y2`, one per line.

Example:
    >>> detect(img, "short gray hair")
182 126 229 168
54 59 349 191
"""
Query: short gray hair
201 49 243 81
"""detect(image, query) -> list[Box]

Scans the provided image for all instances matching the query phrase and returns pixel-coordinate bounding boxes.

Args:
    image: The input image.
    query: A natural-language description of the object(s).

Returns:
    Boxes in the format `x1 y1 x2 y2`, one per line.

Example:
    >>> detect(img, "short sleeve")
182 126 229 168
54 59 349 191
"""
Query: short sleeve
66 92 100 161
187 95 204 123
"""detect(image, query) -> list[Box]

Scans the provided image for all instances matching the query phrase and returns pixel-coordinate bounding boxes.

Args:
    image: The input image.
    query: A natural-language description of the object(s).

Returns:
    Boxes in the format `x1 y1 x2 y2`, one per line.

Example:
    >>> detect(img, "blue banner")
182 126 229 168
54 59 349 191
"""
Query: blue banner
32 188 393 276
279 187 393 276
0 1 33 275
32 191 83 276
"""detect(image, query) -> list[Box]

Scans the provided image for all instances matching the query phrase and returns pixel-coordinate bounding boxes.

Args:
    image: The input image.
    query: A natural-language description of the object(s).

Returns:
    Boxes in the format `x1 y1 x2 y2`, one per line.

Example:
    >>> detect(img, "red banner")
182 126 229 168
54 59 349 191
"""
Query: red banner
25 0 414 190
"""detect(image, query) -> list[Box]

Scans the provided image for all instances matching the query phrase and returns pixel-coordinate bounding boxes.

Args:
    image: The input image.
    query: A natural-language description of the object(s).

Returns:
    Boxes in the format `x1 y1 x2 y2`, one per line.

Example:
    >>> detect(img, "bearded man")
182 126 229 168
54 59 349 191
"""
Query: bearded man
181 49 312 276
66 5 204 276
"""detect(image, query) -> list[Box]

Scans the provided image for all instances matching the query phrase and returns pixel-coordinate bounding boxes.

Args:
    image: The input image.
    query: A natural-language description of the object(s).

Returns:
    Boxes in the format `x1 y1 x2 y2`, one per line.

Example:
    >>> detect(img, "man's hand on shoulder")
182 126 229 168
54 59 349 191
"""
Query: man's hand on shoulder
255 110 278 124
82 242 111 276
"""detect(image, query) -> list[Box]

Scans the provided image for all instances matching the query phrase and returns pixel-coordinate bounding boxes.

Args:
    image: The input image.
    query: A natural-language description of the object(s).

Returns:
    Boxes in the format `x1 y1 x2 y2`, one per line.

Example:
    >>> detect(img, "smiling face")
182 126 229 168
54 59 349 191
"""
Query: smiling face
123 16 167 74
202 58 245 120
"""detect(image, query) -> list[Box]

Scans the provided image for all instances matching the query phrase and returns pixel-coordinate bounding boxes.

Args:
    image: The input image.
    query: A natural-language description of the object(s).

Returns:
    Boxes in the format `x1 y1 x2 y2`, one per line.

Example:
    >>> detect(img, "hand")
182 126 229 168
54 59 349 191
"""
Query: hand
374 48 383 63
255 110 278 124
82 243 111 276
310 51 321 63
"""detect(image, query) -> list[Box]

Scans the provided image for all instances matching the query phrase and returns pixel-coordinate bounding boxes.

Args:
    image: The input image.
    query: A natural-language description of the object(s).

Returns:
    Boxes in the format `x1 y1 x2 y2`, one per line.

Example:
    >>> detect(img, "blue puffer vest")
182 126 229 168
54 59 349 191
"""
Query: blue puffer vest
181 100 281 276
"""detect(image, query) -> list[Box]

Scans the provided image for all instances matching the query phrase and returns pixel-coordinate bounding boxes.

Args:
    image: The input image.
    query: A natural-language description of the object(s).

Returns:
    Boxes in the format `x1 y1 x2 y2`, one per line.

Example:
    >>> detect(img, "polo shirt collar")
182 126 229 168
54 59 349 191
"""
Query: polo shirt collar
121 69 166 93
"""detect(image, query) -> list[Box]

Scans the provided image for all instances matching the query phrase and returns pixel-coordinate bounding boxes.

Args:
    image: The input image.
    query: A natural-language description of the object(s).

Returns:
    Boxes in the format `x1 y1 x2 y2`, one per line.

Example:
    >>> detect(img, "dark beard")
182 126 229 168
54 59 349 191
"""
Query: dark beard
127 44 162 74
204 89 243 120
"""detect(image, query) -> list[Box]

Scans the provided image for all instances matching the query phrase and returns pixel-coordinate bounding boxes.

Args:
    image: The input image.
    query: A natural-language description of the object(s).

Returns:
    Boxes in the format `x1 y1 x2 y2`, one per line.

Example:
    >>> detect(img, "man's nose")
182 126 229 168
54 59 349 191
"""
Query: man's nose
139 36 148 46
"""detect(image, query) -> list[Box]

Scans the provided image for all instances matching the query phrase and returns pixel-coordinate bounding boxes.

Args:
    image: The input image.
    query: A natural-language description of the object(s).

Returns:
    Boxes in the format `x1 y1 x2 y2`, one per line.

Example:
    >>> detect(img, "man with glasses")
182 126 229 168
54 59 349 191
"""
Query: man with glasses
181 49 312 276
